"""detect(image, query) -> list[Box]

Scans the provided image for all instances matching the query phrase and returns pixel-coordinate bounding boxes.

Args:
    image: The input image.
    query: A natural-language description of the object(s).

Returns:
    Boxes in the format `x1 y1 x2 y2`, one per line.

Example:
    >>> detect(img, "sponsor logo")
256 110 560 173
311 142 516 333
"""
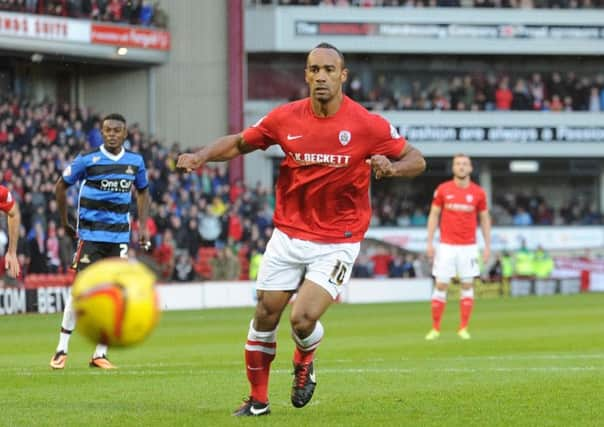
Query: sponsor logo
444 203 475 212
390 123 401 139
99 179 132 192
288 152 351 168
287 134 303 141
446 194 455 199
338 130 351 145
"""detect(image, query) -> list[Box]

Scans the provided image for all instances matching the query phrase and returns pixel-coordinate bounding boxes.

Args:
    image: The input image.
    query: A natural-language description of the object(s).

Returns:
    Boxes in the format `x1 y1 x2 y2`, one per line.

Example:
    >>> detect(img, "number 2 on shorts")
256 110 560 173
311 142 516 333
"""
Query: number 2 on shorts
119 243 128 259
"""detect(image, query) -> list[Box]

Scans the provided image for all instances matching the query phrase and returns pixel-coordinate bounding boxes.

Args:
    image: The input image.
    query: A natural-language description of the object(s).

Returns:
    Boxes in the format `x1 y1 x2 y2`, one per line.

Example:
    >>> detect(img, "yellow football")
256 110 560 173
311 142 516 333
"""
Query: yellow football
71 258 160 347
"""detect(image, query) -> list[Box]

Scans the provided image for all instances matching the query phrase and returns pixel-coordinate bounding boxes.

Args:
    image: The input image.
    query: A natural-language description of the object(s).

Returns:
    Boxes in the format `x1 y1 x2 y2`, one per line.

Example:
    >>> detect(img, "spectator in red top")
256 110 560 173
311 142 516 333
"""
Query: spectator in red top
154 229 175 280
0 122 9 144
495 79 513 110
106 0 123 21
228 209 243 241
371 246 393 279
229 179 245 203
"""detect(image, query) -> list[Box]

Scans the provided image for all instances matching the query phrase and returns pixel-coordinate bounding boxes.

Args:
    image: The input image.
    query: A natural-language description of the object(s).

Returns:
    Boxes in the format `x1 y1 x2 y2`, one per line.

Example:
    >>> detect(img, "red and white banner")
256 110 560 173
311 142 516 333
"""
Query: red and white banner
0 12 170 51
91 23 170 50
0 12 89 42
554 257 604 292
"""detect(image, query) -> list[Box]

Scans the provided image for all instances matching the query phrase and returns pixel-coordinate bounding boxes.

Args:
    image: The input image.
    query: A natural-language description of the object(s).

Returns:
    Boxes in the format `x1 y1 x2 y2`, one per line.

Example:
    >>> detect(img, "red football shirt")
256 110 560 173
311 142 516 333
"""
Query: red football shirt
432 180 487 245
0 185 15 213
243 96 407 243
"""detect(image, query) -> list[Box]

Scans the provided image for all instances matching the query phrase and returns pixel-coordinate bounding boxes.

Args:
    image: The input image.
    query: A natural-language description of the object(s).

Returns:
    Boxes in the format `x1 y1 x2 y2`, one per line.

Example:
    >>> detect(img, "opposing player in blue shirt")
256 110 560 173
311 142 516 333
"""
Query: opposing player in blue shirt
50 113 150 370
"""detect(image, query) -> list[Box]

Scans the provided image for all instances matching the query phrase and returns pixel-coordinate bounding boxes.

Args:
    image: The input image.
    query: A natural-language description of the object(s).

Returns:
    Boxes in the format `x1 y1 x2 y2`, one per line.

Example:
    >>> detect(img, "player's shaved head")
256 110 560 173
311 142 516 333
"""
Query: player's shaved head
308 42 346 69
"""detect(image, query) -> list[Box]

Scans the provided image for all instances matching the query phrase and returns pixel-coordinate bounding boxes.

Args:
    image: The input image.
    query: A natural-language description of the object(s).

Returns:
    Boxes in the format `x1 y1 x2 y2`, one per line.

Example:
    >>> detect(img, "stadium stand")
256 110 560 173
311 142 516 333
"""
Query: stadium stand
0 96 270 281
0 0 168 27
248 0 604 8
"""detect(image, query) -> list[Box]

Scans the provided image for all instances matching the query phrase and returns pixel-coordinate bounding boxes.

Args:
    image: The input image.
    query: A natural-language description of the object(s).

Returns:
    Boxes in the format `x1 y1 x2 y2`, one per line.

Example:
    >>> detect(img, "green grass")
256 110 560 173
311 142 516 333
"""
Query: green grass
1 293 603 426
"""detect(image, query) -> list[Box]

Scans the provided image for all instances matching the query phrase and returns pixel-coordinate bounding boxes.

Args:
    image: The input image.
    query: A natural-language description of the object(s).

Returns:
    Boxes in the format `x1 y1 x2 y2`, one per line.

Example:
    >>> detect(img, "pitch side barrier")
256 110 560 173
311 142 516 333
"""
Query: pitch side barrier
0 279 431 315
0 276 589 316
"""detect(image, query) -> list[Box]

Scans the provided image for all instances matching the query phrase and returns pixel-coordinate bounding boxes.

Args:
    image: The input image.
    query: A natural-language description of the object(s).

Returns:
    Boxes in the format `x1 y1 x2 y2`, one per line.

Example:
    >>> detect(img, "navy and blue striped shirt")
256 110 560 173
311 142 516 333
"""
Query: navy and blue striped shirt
62 145 148 243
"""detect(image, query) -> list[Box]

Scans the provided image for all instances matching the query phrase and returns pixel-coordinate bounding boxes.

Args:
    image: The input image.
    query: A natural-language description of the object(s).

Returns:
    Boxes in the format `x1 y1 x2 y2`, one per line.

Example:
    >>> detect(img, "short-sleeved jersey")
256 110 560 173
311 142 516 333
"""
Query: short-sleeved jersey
243 96 406 243
0 185 15 213
62 145 148 243
432 180 487 245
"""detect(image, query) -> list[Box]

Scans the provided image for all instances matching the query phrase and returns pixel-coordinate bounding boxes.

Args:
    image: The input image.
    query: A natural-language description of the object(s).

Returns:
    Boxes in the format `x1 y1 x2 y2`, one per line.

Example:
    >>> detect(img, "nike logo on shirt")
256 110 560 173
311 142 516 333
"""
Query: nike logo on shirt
287 134 303 140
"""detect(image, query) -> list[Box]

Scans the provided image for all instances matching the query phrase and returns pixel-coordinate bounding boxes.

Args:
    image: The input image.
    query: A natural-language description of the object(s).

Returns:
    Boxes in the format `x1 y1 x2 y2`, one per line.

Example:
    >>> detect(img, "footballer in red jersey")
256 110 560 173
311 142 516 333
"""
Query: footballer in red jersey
177 42 425 416
425 154 491 341
0 184 21 278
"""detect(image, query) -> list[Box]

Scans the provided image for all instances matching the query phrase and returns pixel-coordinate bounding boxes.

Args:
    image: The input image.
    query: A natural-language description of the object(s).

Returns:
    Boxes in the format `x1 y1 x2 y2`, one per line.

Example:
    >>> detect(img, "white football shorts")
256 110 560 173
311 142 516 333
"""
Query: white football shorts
256 227 360 299
432 243 480 283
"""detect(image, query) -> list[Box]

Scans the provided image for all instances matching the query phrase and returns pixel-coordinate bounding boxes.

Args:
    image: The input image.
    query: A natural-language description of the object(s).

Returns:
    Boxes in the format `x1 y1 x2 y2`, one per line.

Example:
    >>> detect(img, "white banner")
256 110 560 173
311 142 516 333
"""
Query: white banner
0 12 89 42
156 278 432 311
365 226 604 252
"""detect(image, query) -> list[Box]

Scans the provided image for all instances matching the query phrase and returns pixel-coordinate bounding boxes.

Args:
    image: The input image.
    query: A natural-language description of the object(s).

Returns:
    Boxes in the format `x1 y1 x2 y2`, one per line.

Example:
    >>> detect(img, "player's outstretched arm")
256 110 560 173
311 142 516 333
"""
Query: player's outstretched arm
55 177 77 240
176 133 256 172
4 201 20 278
368 144 426 179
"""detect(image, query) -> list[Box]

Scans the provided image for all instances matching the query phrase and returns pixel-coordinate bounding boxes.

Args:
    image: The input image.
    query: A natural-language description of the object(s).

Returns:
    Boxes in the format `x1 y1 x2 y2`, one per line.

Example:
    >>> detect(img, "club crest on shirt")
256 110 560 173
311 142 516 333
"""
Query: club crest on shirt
466 194 474 203
339 130 351 146
125 165 134 175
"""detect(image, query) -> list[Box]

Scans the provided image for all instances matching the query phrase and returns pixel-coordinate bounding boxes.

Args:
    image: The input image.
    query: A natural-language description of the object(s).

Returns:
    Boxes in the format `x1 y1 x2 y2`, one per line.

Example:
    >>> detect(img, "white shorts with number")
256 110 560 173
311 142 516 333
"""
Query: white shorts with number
432 243 479 282
256 227 360 299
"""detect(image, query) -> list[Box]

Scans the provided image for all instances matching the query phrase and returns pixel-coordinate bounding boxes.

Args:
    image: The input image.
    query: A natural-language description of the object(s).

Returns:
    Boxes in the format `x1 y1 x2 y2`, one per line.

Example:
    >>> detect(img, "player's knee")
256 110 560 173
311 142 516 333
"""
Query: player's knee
290 312 315 337
435 280 449 291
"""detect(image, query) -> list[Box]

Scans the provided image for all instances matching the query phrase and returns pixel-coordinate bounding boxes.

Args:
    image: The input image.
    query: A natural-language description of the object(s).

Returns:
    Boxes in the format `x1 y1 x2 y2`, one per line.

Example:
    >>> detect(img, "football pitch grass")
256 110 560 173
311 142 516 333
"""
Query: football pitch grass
1 293 603 426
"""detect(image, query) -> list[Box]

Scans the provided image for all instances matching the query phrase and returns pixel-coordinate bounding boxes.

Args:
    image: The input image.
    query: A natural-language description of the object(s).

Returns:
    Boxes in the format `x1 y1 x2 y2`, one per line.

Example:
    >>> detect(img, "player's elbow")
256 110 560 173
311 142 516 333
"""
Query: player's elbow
408 154 426 178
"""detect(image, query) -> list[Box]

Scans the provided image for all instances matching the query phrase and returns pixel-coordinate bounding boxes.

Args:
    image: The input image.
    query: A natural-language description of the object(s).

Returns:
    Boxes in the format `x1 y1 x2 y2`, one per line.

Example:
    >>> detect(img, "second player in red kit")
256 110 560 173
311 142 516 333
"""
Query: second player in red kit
426 154 491 340
177 43 426 416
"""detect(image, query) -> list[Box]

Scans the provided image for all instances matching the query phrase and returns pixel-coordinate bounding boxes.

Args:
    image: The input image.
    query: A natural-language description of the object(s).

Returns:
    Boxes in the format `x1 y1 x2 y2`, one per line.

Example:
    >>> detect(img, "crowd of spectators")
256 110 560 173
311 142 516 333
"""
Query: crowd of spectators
250 0 604 8
0 95 271 281
0 0 168 27
346 71 604 112
352 243 430 279
368 185 603 227
492 192 602 225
